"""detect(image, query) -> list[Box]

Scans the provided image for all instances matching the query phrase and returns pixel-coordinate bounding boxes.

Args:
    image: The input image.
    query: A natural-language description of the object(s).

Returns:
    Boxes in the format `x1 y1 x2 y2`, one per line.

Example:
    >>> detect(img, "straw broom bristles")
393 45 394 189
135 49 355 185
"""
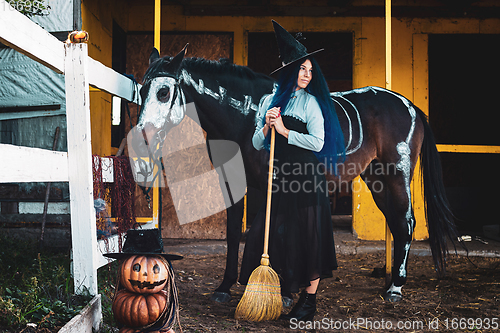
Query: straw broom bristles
234 128 283 321
234 255 282 321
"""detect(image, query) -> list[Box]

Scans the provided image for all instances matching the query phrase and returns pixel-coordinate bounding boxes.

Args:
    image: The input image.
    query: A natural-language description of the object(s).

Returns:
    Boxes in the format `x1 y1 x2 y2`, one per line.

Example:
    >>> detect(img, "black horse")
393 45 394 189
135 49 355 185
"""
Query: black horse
135 47 459 303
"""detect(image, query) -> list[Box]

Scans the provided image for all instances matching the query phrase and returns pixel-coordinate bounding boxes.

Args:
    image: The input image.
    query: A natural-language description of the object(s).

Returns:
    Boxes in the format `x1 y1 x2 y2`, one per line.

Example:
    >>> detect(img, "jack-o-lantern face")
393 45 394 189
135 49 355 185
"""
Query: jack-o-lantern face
119 255 169 293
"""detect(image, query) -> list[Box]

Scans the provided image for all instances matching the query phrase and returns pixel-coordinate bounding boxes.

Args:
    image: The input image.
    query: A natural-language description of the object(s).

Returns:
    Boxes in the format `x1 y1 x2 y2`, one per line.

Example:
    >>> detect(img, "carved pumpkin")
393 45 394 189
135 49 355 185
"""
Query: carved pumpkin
112 289 168 328
119 255 169 293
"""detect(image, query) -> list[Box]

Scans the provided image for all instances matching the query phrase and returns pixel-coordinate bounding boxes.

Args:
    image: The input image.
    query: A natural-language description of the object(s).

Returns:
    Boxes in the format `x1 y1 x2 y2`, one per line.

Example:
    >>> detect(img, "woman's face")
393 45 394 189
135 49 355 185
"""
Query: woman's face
296 59 312 90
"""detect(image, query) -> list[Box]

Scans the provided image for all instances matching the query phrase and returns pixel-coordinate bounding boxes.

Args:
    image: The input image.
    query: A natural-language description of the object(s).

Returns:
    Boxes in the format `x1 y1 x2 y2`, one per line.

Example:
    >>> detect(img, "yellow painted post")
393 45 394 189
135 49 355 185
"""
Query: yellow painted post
385 3 391 91
152 0 161 229
153 188 160 228
154 0 161 51
152 162 160 229
385 0 392 287
436 144 500 154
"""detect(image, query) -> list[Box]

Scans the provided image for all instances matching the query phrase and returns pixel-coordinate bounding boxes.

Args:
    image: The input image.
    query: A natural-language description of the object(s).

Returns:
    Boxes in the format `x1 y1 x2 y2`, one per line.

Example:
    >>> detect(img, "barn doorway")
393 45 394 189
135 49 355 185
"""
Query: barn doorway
428 34 500 234
246 31 353 230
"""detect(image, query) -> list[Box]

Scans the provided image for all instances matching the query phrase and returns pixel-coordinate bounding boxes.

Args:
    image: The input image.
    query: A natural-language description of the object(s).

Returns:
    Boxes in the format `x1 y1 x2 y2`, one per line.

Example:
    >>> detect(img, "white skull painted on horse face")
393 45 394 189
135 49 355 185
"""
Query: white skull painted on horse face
126 46 188 187
137 46 188 141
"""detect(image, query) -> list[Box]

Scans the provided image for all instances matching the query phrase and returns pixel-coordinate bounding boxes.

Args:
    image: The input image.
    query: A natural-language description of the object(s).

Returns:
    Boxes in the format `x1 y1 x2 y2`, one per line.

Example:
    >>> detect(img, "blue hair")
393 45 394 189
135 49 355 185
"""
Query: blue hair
263 57 345 173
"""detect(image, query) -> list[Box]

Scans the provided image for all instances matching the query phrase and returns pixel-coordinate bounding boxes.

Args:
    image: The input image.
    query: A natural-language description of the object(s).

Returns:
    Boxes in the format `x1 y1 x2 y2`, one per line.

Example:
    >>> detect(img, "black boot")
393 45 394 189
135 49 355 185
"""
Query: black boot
280 290 316 321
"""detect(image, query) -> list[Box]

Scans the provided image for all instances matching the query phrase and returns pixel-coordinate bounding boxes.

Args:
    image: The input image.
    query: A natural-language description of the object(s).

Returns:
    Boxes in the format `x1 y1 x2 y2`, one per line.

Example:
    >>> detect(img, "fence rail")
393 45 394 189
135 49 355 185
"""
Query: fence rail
0 0 142 297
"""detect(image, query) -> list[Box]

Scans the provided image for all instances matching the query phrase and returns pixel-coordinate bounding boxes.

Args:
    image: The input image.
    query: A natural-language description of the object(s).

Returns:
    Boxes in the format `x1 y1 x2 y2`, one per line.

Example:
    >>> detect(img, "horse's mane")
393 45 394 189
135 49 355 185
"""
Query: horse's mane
143 55 273 83
182 57 272 81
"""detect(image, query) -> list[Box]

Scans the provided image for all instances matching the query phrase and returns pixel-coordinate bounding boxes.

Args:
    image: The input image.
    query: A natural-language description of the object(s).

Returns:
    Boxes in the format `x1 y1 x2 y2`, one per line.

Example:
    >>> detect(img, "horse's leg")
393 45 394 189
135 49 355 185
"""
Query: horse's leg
384 181 415 303
361 160 415 302
211 198 244 303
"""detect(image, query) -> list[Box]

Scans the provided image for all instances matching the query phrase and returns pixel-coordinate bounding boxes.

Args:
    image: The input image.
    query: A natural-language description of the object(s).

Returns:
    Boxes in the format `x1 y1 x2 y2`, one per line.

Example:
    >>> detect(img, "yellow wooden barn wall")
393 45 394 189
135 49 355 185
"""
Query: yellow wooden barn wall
80 0 129 156
351 17 500 240
85 1 500 240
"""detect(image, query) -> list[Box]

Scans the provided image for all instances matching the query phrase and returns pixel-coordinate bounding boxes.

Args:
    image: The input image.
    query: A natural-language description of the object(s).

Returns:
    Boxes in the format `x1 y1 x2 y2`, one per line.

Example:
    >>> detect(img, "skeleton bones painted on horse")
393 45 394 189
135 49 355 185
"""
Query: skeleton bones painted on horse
135 45 460 304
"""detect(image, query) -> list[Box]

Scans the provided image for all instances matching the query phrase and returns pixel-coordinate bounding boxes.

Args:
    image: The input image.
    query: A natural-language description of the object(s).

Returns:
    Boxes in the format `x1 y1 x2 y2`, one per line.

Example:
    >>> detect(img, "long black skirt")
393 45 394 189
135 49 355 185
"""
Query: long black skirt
239 116 337 295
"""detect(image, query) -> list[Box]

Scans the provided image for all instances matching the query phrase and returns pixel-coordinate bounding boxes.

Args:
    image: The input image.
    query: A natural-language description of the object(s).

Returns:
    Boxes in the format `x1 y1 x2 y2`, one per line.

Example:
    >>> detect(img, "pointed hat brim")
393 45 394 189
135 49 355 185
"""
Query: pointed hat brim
270 20 324 75
270 48 324 75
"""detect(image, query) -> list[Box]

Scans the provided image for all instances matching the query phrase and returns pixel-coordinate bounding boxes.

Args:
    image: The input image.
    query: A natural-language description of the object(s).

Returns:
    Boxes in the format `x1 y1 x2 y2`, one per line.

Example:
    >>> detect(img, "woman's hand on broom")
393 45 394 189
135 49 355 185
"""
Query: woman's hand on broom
266 107 280 118
268 107 289 139
263 107 280 137
265 107 280 126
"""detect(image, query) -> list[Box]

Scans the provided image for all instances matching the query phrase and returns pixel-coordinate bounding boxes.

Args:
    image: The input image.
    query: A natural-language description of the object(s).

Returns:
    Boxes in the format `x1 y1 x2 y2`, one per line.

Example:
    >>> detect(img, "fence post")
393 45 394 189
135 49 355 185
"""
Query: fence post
65 43 99 296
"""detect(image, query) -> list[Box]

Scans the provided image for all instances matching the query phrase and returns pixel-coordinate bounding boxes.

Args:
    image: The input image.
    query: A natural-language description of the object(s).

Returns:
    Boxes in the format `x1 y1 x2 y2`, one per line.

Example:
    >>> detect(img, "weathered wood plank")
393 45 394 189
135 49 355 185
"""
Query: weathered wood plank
64 43 98 296
58 294 101 333
0 0 65 74
88 57 142 104
0 109 66 121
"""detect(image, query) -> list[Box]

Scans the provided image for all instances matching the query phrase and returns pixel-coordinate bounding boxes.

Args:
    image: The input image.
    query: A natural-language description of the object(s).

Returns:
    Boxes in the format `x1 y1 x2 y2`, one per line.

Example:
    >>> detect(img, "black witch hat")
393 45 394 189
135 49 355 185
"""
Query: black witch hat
270 20 324 75
104 228 183 261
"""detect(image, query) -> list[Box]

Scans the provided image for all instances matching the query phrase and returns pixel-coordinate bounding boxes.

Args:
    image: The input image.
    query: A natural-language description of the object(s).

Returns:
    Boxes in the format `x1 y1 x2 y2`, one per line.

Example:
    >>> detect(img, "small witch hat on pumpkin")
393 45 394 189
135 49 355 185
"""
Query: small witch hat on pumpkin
104 228 183 261
270 20 324 75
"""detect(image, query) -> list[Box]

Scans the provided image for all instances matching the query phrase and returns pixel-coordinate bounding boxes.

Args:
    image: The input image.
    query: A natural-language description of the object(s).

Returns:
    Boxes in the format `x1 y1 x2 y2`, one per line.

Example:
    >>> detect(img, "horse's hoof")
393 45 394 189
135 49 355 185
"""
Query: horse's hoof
210 291 231 303
282 296 293 308
384 290 403 302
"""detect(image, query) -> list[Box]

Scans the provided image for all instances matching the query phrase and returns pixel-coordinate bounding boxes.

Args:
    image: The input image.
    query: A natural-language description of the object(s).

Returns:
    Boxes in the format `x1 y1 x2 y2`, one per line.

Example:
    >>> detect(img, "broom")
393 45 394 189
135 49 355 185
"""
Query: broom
235 127 283 321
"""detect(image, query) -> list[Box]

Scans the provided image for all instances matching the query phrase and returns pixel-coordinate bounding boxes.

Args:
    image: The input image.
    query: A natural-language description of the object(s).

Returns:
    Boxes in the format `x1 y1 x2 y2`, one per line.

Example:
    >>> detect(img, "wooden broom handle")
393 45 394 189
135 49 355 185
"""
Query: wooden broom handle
262 127 275 265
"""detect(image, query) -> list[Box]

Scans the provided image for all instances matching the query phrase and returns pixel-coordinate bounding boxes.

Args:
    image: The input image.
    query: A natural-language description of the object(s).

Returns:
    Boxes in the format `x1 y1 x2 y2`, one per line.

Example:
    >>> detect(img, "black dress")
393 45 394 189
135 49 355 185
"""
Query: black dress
239 115 337 295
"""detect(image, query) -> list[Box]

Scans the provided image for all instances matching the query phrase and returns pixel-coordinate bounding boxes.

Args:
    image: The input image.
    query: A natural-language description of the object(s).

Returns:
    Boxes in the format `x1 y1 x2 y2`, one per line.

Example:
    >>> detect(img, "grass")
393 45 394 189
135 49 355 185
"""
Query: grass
0 231 118 332
98 260 119 331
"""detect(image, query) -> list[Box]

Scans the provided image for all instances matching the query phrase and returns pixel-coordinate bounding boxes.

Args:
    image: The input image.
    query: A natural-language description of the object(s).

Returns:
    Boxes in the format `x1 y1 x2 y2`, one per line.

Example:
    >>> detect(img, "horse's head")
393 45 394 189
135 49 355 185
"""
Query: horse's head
127 46 189 187
137 45 188 142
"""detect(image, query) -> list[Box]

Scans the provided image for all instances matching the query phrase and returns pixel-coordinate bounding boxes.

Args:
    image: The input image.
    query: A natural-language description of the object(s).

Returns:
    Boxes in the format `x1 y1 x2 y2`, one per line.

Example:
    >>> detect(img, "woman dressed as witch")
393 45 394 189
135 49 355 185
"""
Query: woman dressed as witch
239 20 345 321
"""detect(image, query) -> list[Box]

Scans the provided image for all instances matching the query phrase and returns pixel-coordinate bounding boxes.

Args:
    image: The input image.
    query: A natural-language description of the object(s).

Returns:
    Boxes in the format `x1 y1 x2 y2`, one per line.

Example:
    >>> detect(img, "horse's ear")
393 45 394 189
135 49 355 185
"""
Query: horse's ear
149 47 160 65
168 43 188 74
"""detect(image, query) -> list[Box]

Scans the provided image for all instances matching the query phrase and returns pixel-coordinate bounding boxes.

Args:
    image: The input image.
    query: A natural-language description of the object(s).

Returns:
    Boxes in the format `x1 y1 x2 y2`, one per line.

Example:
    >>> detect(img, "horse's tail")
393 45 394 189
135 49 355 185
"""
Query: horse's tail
416 108 463 278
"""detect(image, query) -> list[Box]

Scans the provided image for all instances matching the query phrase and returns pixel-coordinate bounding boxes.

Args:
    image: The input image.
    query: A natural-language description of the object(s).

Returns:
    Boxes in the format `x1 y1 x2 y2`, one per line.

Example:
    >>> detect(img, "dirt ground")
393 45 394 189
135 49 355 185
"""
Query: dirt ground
7 237 499 333
171 250 500 333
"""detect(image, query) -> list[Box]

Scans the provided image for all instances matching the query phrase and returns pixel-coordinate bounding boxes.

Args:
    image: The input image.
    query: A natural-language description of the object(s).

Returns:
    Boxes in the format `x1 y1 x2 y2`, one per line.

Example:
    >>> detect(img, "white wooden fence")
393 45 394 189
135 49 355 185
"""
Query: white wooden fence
0 0 142 297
